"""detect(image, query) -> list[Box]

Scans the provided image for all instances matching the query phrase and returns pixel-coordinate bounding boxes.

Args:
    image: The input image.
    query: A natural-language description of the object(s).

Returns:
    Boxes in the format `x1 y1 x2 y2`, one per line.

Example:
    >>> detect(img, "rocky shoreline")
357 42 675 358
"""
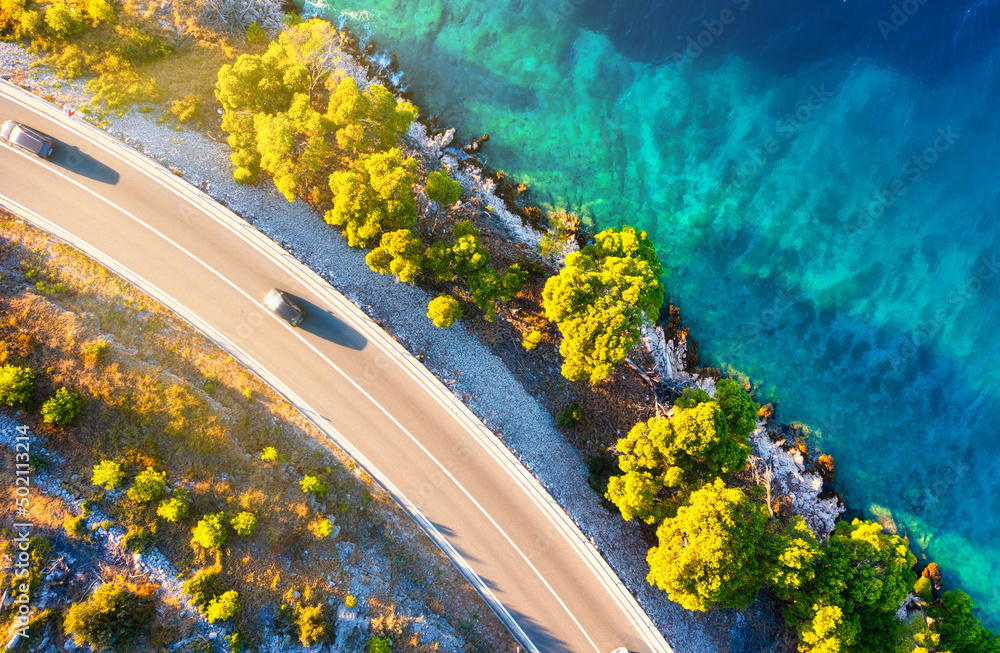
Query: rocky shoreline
324 13 847 543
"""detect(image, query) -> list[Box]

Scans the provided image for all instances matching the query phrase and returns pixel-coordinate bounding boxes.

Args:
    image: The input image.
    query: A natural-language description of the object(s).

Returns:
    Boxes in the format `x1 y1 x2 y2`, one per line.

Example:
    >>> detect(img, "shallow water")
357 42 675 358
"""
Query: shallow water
308 0 1000 628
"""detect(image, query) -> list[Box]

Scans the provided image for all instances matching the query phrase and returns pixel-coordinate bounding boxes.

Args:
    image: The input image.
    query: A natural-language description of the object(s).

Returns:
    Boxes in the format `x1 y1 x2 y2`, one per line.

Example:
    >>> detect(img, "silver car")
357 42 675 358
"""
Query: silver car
1 120 54 158
264 288 306 327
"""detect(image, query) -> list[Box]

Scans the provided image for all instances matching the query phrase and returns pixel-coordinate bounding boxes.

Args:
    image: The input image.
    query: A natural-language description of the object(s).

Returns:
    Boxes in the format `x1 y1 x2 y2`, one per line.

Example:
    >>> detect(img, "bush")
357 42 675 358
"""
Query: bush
92 460 126 490
521 330 542 350
63 581 153 650
309 517 333 538
127 468 166 503
914 576 932 603
0 364 34 405
40 387 81 425
183 567 222 608
191 512 227 550
555 401 583 427
157 496 190 523
299 473 328 498
1 0 26 34
18 8 41 36
44 3 81 38
85 0 114 25
296 603 328 646
122 524 154 553
64 514 87 538
230 511 256 536
87 70 158 112
245 21 266 43
82 341 109 365
260 446 279 462
233 167 257 185
204 590 239 623
426 169 461 205
170 94 201 124
367 636 392 653
427 295 462 328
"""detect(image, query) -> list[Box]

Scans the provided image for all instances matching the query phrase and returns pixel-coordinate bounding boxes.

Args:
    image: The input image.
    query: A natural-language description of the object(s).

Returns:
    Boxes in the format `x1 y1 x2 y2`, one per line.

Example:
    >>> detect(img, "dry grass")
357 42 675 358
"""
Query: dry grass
0 212 517 652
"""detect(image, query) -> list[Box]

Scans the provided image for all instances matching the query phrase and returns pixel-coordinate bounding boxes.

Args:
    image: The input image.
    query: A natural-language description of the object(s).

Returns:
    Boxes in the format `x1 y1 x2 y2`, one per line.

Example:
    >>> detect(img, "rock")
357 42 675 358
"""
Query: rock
462 133 489 154
336 541 355 561
64 637 78 650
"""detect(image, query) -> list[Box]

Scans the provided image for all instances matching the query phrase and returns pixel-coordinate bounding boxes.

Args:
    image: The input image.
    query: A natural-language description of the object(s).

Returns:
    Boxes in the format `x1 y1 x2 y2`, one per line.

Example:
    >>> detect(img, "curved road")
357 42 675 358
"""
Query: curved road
0 83 672 653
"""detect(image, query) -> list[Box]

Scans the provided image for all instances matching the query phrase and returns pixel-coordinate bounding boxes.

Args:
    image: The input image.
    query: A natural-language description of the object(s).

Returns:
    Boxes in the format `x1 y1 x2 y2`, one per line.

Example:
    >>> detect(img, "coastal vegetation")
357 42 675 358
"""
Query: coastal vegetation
606 382 998 652
3 3 998 649
0 214 517 650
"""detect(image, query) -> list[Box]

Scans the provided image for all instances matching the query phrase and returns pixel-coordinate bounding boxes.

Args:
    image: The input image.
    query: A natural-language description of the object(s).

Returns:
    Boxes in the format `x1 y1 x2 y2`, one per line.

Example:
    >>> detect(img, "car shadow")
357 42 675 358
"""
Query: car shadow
294 296 368 351
50 143 120 184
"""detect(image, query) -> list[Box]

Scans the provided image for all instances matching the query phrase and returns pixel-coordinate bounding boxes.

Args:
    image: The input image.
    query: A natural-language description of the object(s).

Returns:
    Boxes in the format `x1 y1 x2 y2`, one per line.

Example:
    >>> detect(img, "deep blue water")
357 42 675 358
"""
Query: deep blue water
307 0 1000 629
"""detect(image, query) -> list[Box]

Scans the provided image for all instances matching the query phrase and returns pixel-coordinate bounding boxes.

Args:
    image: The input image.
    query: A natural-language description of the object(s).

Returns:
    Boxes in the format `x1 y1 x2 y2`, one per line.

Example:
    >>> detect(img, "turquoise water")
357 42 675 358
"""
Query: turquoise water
308 0 1000 628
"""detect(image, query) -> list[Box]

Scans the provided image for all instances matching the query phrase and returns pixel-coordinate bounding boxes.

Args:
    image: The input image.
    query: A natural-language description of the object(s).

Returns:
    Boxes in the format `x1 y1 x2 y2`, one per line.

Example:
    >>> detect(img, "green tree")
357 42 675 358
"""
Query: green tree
646 478 768 611
127 468 167 503
92 460 126 490
327 78 416 153
605 397 751 524
366 228 423 283
191 513 228 550
780 519 916 653
426 169 461 205
63 582 153 651
427 295 462 328
277 18 341 99
542 225 664 384
0 364 34 405
85 0 114 25
326 148 417 247
215 42 309 184
715 379 760 439
230 511 256 536
932 590 999 653
0 0 27 34
40 387 81 425
468 264 528 321
767 517 821 597
44 2 81 38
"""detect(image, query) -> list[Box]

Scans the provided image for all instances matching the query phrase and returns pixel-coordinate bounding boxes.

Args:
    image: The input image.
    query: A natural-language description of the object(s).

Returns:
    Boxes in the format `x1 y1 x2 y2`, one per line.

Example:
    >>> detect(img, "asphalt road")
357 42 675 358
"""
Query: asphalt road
0 87 672 653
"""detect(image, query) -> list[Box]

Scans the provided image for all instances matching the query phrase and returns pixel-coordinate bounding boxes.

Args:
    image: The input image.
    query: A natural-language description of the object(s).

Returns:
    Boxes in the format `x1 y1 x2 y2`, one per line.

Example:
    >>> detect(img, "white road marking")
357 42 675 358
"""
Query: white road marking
1 146 602 653
6 87 671 649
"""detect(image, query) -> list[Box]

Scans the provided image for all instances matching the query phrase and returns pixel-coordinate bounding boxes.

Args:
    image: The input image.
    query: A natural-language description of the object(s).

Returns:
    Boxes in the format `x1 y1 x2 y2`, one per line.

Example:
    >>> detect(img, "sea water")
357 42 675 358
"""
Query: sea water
307 0 1000 629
